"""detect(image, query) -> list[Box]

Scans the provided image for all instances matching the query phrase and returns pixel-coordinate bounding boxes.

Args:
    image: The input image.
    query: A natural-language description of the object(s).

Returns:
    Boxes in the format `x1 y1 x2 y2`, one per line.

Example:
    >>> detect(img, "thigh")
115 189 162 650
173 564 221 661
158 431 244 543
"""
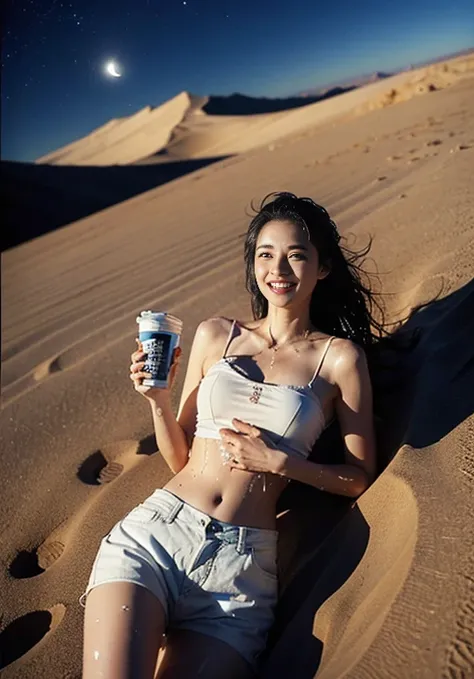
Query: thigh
155 629 255 679
83 582 166 679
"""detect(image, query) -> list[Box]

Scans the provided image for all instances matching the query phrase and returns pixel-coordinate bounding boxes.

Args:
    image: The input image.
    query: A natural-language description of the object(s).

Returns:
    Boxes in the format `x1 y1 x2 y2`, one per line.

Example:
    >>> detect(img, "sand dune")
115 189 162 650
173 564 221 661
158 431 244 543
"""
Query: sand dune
4 52 471 253
353 53 474 114
36 92 208 166
36 53 474 167
1 54 474 677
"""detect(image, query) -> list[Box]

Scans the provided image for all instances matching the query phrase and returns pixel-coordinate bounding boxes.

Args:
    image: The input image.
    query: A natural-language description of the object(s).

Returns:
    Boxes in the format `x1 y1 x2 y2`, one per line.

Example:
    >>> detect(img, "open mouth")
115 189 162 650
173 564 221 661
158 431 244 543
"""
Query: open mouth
267 282 297 295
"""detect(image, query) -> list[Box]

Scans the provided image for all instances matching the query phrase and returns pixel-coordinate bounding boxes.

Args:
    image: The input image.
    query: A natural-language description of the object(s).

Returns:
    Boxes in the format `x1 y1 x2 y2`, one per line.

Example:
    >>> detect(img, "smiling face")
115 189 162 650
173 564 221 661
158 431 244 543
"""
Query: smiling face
254 220 328 309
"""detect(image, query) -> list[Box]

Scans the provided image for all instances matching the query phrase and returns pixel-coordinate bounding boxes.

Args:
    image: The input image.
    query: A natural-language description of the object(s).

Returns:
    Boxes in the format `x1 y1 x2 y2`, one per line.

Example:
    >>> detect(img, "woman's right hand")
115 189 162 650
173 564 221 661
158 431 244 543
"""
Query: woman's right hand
130 339 182 400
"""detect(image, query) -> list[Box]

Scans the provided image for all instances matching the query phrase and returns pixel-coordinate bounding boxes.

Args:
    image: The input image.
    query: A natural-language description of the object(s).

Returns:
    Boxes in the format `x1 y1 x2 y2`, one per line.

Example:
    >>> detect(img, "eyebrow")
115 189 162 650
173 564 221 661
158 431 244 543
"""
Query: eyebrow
256 243 308 251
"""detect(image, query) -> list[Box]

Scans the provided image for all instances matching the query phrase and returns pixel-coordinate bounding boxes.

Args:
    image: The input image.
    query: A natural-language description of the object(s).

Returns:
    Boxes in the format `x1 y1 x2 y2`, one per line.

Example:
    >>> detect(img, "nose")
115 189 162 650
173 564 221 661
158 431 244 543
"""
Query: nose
270 256 291 276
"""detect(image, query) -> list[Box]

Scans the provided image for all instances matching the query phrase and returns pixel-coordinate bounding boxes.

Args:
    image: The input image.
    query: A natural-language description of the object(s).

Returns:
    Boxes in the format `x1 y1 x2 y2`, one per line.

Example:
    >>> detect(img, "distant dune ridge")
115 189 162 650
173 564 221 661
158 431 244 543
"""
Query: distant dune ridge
296 70 392 98
2 52 472 253
1 51 474 678
36 92 209 166
35 52 474 167
0 50 470 253
354 54 474 113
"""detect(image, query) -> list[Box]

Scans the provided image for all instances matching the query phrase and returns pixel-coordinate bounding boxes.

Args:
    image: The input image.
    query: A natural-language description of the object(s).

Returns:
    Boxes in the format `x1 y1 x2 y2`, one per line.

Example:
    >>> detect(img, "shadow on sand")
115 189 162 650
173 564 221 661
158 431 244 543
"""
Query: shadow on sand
259 278 474 678
1 155 231 251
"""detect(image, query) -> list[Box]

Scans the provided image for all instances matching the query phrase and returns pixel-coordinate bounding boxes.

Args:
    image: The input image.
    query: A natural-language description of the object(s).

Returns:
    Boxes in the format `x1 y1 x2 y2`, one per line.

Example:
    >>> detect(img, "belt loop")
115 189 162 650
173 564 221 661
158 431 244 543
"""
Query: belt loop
237 527 247 554
166 498 184 523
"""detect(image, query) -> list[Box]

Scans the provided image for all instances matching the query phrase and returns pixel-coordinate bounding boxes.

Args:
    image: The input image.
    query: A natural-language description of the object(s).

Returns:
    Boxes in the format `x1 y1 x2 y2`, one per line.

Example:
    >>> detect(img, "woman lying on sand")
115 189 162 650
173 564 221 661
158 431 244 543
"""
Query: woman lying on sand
81 192 377 678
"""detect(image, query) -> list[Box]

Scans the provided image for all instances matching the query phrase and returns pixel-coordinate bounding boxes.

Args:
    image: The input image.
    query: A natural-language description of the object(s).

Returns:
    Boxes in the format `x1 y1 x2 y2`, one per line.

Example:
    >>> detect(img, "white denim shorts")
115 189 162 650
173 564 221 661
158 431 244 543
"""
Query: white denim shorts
80 489 279 671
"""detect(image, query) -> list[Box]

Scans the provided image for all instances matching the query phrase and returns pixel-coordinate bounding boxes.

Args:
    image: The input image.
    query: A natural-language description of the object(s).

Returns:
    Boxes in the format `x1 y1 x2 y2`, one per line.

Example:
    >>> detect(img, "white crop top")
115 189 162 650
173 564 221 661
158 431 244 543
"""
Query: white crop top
194 320 335 459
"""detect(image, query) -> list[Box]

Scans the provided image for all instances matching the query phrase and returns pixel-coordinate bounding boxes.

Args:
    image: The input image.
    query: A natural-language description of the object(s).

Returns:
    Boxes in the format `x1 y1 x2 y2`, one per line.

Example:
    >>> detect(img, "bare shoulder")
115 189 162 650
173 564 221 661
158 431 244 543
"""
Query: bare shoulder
195 316 231 340
330 337 369 381
194 316 234 359
196 316 257 339
196 316 232 339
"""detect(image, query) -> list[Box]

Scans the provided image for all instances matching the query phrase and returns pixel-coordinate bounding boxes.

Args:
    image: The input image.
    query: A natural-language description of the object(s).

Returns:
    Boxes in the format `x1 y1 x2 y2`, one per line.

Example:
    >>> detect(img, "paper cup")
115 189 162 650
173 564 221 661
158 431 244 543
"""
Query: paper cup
136 311 183 388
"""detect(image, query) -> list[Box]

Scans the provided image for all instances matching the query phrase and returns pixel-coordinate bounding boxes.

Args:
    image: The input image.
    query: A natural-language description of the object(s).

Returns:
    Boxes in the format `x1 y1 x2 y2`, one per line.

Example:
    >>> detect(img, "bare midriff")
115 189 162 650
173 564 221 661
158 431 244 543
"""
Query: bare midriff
163 436 289 530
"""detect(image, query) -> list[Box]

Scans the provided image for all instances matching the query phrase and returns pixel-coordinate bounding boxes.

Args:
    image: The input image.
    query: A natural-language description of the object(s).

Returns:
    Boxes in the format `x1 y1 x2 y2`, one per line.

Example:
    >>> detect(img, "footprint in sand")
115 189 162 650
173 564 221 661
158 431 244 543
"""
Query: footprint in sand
0 605 66 670
9 436 158 579
9 522 68 578
450 144 472 153
77 436 157 486
97 460 124 484
33 356 63 381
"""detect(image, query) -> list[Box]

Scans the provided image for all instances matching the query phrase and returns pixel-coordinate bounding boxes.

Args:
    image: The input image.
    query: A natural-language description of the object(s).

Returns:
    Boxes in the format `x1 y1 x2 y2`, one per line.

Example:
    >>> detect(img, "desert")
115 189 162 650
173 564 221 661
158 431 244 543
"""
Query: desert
1 53 474 678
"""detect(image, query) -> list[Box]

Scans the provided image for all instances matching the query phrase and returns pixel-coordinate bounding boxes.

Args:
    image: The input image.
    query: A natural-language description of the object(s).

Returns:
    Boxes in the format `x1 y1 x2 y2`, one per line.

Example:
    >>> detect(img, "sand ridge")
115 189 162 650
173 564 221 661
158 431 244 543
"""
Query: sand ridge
35 53 474 167
1 55 474 677
36 92 209 166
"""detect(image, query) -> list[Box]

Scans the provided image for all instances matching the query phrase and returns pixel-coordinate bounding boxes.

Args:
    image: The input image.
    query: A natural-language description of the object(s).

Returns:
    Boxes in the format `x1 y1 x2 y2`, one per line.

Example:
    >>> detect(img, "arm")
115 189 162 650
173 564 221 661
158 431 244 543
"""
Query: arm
148 396 189 475
132 318 224 474
276 340 377 498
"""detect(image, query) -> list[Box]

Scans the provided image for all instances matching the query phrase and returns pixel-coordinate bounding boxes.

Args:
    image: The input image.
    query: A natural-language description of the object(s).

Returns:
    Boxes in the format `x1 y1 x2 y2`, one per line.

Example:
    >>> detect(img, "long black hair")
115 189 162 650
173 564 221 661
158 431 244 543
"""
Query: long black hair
244 191 387 351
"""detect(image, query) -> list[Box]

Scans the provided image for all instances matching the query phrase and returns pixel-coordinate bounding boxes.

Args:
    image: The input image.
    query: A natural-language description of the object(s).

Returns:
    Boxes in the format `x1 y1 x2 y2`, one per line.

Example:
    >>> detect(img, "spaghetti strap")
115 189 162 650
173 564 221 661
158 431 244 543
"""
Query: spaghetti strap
222 319 237 358
309 336 336 386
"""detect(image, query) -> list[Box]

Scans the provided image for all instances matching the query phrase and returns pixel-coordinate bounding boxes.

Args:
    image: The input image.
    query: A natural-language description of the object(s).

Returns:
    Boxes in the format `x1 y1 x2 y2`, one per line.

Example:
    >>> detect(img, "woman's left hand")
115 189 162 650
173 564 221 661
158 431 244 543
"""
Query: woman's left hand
219 419 286 474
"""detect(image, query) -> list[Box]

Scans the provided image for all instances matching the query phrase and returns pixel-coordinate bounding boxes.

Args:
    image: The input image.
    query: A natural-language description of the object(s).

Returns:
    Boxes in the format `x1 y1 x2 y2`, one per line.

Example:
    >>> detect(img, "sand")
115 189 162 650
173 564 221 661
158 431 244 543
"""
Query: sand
35 53 474 166
1 54 473 678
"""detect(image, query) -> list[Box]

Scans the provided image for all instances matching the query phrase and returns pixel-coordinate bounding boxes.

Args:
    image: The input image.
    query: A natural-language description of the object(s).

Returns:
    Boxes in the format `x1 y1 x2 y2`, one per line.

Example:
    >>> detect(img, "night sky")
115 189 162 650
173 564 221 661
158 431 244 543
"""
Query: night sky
2 0 473 162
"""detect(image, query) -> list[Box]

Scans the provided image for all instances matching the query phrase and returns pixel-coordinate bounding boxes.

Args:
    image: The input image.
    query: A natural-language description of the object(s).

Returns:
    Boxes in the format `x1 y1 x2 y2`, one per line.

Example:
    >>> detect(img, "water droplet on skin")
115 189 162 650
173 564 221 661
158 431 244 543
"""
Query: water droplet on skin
122 605 130 611
219 441 233 466
94 650 100 660
243 474 258 498
200 439 209 474
95 618 100 623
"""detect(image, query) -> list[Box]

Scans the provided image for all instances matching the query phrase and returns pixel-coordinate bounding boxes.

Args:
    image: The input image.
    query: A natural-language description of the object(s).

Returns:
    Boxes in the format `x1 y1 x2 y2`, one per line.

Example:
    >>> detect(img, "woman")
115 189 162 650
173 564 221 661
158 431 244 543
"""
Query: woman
81 192 377 678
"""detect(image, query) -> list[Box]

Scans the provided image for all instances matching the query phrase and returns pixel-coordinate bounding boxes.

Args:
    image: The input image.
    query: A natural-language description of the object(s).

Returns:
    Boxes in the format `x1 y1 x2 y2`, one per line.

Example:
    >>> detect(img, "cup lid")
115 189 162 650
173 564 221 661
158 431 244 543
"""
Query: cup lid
136 310 183 331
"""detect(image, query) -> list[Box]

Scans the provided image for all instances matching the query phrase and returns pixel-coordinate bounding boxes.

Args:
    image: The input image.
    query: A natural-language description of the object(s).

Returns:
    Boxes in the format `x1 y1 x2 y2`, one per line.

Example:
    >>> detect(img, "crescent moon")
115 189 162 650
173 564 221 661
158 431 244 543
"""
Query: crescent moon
106 61 122 78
